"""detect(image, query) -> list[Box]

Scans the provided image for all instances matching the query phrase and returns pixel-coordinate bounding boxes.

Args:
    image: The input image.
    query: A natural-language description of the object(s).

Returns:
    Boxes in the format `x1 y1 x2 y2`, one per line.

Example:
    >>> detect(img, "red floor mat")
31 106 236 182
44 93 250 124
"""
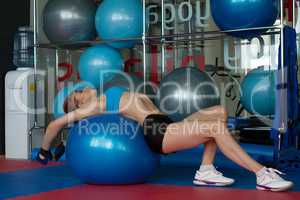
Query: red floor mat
8 184 300 200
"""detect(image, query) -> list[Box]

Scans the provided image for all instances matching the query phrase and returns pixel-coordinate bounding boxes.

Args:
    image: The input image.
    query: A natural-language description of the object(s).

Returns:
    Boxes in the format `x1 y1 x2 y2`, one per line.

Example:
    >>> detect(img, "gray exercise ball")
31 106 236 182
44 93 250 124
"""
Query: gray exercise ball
156 67 220 121
43 0 97 43
103 73 156 99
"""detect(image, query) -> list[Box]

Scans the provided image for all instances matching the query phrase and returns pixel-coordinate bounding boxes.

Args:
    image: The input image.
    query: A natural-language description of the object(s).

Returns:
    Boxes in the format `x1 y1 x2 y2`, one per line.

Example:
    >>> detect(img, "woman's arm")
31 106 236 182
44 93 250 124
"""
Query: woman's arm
41 99 101 150
41 111 78 150
37 95 103 164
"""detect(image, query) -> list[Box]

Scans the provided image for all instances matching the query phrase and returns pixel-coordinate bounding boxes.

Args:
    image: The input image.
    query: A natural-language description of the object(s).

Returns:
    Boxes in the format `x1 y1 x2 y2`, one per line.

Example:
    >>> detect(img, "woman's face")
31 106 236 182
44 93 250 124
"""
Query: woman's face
67 88 96 111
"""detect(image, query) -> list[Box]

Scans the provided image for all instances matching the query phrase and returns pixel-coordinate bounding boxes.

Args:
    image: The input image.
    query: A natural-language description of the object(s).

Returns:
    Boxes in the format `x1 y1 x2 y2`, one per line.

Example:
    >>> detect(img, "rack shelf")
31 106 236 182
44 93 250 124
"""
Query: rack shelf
35 25 281 50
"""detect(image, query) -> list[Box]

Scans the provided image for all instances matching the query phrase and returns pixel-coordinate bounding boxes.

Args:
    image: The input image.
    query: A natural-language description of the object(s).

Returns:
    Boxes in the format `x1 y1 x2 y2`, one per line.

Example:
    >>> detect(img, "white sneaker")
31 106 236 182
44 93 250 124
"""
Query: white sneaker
256 168 293 192
193 167 235 186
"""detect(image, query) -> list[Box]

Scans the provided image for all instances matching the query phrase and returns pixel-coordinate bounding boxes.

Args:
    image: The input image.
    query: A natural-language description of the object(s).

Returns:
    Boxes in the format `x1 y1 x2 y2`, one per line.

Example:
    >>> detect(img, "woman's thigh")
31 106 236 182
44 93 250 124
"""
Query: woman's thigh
162 121 218 154
184 105 227 122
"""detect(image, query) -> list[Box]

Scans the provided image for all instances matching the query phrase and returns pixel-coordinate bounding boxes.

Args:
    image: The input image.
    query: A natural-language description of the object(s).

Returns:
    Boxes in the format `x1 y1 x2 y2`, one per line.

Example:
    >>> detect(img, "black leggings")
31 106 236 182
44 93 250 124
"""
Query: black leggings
143 114 173 154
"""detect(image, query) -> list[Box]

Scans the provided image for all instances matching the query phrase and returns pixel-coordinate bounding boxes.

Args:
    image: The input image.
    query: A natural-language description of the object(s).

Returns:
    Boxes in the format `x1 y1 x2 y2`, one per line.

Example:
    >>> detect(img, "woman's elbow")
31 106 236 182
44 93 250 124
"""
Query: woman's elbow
46 121 61 134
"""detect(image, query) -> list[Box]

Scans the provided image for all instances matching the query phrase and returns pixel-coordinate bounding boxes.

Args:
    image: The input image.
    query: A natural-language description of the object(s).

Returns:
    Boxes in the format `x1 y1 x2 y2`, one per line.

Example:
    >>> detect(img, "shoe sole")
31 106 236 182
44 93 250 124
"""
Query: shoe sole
193 180 234 187
256 183 294 192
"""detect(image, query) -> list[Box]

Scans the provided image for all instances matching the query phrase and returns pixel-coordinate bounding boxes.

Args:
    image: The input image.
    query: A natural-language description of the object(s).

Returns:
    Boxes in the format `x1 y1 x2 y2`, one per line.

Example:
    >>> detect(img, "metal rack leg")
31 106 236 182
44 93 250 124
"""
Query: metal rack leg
274 0 294 162
30 0 38 157
142 0 147 93
161 0 166 77
292 0 299 150
28 128 33 159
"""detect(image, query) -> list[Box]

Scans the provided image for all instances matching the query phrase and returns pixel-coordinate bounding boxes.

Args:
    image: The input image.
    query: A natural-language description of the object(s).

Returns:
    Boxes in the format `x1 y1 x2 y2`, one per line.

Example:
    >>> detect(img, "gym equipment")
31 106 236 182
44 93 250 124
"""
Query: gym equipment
53 81 95 119
95 0 143 48
156 67 220 122
43 0 97 43
240 67 276 116
103 73 156 97
210 0 279 38
66 114 160 184
78 45 124 87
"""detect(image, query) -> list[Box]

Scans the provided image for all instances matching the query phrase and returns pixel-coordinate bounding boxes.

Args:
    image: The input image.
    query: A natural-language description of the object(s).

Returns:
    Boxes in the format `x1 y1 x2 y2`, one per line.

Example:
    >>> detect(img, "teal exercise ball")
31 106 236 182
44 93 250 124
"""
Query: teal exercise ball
240 67 276 116
95 0 144 48
210 0 279 38
66 114 160 184
78 45 124 87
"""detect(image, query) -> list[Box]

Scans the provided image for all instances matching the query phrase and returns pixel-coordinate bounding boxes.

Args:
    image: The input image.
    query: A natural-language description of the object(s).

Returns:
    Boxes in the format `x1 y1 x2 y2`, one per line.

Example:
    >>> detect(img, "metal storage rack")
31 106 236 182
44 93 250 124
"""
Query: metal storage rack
30 0 297 162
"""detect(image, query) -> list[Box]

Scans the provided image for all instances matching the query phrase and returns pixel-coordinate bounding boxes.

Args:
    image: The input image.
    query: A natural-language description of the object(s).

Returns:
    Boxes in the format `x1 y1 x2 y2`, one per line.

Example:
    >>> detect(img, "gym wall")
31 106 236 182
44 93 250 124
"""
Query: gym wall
0 0 30 154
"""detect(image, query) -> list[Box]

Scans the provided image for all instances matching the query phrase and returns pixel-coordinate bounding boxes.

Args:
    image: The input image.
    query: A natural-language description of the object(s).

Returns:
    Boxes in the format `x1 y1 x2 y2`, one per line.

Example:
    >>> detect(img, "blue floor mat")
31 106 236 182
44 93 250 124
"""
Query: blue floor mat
0 165 82 199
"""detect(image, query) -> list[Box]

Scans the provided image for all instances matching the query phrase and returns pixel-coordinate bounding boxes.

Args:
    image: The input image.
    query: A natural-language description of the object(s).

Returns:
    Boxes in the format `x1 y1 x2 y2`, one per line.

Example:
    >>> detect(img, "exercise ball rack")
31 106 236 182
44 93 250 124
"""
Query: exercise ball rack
28 0 298 164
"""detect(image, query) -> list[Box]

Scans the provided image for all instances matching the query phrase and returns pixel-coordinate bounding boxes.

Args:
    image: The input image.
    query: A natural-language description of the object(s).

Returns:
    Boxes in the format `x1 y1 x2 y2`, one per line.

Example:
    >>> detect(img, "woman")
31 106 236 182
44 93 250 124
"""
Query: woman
37 86 293 192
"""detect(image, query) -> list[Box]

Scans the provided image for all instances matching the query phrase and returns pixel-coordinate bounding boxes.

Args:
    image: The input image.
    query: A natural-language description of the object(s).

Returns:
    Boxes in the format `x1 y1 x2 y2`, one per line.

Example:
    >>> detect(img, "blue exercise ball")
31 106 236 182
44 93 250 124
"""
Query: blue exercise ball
210 0 279 38
95 0 143 48
43 0 97 43
66 114 160 184
53 81 95 119
78 45 124 87
240 67 276 116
